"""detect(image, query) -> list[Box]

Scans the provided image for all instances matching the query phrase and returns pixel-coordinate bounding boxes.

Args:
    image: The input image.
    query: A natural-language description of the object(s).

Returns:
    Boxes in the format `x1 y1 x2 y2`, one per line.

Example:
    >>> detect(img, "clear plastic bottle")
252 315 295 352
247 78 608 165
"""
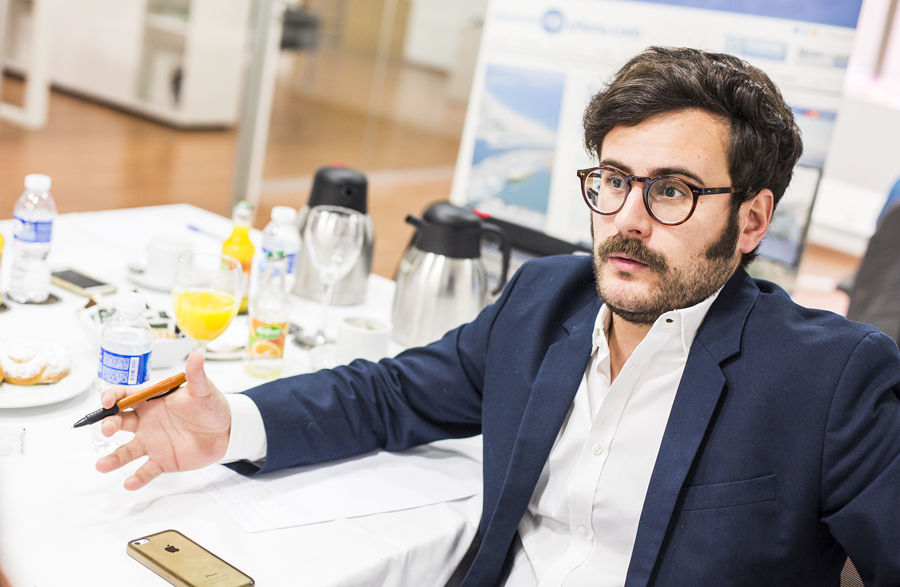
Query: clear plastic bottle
222 200 255 314
97 292 154 389
245 253 290 378
8 174 57 303
255 205 301 294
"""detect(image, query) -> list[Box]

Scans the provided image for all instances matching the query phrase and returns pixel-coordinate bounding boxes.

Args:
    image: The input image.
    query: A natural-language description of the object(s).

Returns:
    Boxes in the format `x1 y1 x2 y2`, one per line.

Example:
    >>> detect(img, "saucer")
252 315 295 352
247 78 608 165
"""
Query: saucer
204 320 248 361
2 293 62 306
126 263 175 292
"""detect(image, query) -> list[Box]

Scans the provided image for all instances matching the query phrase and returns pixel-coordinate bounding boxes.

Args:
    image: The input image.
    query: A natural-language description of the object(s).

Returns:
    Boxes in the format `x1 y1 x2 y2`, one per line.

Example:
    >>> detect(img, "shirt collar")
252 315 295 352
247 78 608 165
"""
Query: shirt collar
592 287 723 356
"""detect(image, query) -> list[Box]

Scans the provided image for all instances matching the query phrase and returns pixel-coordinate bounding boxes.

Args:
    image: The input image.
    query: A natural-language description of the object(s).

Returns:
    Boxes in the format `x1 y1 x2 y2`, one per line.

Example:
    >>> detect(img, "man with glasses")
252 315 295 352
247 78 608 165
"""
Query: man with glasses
97 47 900 585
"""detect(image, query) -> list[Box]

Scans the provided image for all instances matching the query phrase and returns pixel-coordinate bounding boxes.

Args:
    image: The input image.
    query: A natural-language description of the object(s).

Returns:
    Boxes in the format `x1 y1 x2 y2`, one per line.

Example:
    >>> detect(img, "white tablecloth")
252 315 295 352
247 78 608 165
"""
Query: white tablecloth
0 205 482 586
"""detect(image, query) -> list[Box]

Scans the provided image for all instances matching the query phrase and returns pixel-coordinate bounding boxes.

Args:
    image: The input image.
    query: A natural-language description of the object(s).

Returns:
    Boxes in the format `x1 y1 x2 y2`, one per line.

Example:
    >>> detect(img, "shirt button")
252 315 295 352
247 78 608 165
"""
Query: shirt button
577 525 590 536
592 444 604 456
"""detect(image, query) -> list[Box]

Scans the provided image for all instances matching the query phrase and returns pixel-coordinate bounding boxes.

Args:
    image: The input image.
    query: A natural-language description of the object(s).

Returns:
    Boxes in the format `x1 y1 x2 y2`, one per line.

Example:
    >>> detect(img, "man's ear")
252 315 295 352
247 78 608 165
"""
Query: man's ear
738 189 774 255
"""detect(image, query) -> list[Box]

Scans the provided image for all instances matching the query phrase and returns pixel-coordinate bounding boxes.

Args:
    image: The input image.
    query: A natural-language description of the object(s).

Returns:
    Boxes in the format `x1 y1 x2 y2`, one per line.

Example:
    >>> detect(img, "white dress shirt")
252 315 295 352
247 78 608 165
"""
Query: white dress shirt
221 392 267 463
222 291 720 586
505 292 719 586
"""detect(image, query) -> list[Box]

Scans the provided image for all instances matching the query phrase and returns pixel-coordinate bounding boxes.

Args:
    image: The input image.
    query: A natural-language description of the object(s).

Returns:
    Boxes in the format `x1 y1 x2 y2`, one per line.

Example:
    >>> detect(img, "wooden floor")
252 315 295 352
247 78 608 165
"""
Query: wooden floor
0 46 467 280
0 54 859 315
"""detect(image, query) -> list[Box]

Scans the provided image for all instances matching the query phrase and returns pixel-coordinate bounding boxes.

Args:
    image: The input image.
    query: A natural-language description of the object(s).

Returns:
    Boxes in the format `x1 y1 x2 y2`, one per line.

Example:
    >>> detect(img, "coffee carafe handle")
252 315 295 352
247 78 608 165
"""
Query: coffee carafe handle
481 222 511 296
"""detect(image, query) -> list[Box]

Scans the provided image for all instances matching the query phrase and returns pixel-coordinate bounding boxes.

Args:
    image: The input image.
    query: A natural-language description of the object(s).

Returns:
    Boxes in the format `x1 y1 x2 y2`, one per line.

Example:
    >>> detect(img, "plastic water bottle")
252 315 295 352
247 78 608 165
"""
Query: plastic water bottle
97 292 153 389
8 174 57 303
257 206 301 293
245 253 290 378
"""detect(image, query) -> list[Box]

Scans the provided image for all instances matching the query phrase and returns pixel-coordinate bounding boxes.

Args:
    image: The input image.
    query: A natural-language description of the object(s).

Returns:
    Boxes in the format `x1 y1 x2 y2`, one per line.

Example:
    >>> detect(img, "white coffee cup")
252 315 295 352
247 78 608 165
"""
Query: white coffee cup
336 315 392 364
144 232 192 287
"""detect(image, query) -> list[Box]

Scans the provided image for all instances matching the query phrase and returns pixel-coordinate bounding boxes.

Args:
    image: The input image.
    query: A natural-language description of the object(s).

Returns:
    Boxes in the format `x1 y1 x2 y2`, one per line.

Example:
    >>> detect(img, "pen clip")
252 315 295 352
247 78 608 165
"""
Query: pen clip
148 383 184 401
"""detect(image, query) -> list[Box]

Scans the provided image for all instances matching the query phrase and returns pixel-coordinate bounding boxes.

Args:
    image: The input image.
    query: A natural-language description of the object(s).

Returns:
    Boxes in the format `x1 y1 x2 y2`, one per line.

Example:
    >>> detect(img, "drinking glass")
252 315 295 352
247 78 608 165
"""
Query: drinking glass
301 205 365 347
171 253 242 351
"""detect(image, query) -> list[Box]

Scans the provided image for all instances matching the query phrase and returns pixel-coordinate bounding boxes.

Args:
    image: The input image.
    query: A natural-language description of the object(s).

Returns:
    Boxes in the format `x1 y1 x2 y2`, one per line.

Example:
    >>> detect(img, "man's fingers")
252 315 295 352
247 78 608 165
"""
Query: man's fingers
100 385 131 409
95 451 121 473
124 459 165 491
99 416 119 437
94 438 146 473
184 350 212 398
101 411 140 436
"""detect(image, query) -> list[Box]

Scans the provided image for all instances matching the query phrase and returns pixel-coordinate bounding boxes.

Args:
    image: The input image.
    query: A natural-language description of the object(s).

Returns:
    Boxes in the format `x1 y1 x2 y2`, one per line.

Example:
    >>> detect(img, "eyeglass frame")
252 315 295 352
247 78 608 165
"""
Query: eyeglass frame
576 166 735 226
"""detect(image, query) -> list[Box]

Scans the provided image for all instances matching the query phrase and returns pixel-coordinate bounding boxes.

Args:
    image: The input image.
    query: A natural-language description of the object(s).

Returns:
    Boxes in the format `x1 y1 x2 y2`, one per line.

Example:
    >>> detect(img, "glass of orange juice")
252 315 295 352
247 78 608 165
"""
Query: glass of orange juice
171 253 242 349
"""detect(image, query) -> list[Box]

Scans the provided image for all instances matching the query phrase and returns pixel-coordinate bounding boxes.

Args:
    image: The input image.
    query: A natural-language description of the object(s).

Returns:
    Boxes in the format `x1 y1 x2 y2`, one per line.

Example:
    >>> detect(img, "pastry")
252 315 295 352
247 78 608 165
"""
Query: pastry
0 339 71 385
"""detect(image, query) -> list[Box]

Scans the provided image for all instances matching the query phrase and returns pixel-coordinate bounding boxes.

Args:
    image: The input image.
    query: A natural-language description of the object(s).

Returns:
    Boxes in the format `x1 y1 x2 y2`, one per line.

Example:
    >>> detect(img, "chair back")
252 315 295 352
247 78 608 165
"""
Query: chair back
847 203 900 345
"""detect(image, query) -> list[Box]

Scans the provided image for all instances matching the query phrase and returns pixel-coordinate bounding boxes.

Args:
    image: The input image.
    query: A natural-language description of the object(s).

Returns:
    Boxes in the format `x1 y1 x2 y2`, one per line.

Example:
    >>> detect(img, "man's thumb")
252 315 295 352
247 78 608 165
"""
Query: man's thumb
184 350 211 397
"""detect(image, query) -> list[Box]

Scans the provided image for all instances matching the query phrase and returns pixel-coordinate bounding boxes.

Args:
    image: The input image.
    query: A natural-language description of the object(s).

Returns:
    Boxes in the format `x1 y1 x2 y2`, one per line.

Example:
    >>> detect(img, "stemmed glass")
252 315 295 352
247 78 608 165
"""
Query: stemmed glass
301 205 365 347
93 252 240 454
171 252 242 351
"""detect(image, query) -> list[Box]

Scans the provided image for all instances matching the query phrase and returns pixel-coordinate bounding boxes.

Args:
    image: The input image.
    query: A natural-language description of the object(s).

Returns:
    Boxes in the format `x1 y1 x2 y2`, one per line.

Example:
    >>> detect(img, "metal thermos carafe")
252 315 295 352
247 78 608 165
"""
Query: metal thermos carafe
294 166 375 305
391 202 510 347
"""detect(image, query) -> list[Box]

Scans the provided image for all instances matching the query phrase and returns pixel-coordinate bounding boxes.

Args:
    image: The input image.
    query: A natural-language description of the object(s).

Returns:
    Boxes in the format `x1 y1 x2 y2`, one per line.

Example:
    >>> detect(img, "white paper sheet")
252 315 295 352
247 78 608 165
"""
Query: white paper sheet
199 437 483 532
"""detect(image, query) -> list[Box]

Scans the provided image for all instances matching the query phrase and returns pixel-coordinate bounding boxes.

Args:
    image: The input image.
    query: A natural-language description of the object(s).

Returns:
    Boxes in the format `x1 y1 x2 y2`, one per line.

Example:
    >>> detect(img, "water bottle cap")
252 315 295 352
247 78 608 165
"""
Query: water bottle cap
117 292 146 315
24 174 51 192
271 206 297 224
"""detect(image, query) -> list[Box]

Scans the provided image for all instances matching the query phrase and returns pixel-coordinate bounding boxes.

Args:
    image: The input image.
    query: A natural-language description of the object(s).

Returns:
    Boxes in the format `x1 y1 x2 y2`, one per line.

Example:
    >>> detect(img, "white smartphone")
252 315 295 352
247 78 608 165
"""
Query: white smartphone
51 268 116 296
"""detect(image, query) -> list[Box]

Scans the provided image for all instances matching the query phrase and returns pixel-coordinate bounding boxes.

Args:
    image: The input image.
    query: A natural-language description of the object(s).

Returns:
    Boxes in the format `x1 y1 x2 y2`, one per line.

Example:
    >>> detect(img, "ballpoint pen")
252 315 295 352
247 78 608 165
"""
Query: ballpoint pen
72 372 186 428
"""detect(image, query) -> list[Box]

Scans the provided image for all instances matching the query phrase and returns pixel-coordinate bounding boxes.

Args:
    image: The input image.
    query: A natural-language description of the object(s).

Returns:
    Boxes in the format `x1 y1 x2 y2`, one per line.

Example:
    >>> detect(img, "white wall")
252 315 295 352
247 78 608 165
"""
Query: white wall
402 0 487 70
809 97 900 255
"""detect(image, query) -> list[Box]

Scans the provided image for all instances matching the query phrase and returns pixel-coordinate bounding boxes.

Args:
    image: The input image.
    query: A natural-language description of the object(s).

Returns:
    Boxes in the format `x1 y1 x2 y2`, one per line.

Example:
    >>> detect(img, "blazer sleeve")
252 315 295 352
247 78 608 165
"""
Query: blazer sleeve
819 330 900 585
239 264 528 474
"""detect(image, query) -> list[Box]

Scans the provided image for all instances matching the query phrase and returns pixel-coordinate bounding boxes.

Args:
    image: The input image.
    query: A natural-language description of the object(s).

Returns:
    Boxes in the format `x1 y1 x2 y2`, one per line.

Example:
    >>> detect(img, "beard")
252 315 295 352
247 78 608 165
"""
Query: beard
593 207 741 325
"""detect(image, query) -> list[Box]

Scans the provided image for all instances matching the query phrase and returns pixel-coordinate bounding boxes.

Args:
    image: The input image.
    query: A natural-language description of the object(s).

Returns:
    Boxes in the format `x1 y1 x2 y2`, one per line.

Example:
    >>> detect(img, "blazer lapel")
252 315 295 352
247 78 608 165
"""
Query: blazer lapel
473 297 600 576
624 269 759 587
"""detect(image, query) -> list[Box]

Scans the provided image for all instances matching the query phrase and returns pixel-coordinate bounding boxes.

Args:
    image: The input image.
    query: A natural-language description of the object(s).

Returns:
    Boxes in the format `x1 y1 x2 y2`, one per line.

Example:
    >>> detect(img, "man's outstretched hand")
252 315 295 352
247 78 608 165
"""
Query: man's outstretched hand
94 350 232 490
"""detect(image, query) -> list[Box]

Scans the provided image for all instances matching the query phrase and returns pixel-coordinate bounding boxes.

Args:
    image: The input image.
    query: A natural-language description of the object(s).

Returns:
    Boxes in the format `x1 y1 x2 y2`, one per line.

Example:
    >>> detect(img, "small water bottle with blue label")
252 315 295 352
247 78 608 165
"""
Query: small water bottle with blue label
98 292 153 388
93 292 153 451
256 205 301 294
8 173 57 303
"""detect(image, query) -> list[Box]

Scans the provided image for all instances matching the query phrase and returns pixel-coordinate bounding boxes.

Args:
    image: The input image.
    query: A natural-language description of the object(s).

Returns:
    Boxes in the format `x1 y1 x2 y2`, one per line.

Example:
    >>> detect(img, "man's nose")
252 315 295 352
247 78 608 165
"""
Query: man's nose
613 183 653 238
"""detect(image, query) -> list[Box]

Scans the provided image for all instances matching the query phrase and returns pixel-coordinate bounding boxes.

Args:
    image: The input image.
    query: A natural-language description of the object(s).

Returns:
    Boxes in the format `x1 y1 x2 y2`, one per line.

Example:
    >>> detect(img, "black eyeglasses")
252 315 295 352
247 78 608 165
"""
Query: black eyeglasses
576 166 734 226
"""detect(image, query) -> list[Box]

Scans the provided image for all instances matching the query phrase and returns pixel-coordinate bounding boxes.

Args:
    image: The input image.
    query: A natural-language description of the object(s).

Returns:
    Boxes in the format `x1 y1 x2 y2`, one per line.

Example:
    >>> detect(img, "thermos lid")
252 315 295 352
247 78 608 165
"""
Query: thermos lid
423 202 481 231
409 202 483 259
308 166 368 214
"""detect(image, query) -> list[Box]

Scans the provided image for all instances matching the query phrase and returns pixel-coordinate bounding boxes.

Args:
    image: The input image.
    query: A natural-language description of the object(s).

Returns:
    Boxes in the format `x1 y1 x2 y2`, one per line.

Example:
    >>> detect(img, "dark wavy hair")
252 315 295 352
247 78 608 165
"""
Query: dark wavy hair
583 46 803 264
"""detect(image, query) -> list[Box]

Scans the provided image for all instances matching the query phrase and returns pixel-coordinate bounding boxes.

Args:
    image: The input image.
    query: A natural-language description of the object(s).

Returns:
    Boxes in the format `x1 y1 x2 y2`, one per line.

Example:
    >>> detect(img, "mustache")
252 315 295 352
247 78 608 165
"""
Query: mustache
595 235 668 272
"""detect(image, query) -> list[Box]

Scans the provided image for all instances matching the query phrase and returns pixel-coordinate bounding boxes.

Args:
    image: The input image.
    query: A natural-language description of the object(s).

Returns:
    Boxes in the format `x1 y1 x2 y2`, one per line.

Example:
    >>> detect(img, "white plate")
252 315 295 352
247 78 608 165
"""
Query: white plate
203 319 248 361
0 358 94 408
204 348 245 361
126 263 174 293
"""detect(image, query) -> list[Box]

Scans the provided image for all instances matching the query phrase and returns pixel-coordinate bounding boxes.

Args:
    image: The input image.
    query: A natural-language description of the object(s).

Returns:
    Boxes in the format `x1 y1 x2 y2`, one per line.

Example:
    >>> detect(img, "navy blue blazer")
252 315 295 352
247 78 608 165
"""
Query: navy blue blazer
244 255 900 586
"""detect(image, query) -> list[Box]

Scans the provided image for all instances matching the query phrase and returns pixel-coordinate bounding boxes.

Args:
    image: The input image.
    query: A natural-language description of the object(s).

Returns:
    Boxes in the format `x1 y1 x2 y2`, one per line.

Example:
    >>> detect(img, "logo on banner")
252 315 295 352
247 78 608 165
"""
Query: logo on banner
541 9 565 33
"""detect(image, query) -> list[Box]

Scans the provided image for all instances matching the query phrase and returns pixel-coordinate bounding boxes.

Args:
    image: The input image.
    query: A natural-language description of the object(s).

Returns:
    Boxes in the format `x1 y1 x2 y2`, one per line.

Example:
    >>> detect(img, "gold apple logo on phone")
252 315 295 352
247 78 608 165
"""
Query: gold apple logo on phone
165 545 179 553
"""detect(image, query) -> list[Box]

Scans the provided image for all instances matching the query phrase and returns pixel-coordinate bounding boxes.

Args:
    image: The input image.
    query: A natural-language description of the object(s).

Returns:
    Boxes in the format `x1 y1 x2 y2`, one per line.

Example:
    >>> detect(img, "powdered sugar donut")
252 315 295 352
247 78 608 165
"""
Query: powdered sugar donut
0 339 71 385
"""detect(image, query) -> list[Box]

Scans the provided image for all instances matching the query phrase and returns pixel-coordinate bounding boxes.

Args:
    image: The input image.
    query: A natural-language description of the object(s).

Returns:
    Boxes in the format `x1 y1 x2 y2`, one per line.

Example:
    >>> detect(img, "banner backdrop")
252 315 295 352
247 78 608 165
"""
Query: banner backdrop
450 0 862 278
